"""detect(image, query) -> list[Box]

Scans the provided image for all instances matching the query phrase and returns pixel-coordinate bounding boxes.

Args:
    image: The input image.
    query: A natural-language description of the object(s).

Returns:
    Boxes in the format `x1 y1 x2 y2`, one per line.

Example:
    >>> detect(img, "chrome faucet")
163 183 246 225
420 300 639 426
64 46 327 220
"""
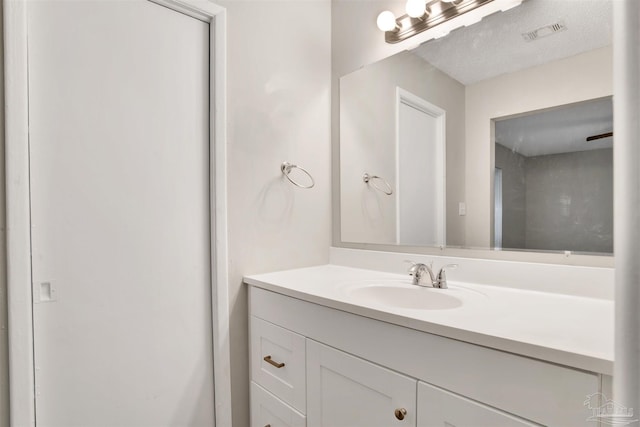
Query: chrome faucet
408 262 436 287
407 262 458 289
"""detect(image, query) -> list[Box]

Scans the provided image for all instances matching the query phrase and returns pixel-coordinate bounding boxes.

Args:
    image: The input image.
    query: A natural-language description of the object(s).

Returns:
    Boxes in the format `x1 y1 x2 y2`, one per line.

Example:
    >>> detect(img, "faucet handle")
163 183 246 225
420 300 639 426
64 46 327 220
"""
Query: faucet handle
435 264 458 288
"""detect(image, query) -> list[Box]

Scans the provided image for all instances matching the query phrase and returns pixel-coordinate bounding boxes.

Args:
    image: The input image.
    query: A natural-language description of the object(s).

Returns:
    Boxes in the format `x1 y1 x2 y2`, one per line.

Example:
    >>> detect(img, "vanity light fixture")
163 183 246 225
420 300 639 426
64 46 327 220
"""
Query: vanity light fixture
377 0 522 44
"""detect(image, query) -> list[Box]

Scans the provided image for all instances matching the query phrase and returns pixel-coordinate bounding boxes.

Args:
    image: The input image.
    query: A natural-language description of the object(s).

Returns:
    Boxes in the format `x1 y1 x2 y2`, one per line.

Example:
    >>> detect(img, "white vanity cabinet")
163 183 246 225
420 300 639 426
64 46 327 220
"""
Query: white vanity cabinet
249 285 604 427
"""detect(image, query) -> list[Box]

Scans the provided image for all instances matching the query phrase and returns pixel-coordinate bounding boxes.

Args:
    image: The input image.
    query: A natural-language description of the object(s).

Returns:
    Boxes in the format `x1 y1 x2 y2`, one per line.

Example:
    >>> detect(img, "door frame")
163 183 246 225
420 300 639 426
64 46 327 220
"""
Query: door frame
3 1 232 425
395 87 447 246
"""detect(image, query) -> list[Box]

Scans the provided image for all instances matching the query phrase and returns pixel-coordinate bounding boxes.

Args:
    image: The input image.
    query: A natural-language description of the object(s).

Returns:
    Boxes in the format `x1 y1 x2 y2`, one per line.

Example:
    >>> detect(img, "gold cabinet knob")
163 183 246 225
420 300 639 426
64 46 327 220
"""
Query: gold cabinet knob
394 408 407 420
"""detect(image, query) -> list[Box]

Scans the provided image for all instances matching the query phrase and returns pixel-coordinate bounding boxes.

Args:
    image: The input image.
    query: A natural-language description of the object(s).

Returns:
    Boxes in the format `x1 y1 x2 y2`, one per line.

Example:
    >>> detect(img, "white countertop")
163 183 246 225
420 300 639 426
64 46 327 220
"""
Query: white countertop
245 264 614 375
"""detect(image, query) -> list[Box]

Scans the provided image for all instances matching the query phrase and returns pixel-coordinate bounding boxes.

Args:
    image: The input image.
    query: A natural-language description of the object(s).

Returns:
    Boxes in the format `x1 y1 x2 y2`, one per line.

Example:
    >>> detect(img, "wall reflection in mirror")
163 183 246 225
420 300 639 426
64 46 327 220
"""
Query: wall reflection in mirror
494 97 613 254
339 0 613 255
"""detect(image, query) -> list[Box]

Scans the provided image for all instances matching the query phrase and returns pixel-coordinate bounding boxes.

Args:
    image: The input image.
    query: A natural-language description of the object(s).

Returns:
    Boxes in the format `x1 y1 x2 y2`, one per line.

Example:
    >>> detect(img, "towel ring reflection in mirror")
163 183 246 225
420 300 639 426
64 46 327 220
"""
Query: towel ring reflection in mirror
363 173 393 195
281 162 315 189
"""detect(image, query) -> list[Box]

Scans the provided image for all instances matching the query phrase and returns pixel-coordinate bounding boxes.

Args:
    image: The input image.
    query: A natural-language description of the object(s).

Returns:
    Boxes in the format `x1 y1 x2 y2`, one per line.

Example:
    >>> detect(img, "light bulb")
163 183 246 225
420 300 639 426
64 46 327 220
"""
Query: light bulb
376 11 397 32
406 0 426 18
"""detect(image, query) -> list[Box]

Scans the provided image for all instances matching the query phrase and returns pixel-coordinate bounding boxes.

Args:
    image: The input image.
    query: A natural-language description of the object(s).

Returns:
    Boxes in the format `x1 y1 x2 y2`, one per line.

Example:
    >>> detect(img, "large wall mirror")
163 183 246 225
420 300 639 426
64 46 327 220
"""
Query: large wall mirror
339 0 613 256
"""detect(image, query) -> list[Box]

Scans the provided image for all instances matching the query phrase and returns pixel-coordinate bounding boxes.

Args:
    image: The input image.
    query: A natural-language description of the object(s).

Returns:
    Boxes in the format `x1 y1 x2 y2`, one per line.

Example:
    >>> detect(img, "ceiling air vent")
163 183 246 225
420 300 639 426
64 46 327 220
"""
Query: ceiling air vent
522 21 567 42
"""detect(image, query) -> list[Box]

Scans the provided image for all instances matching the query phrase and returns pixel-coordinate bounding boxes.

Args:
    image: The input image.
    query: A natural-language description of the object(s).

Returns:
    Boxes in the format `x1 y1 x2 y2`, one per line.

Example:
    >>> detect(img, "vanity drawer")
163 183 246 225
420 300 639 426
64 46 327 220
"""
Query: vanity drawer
251 381 306 427
251 316 306 413
417 381 537 427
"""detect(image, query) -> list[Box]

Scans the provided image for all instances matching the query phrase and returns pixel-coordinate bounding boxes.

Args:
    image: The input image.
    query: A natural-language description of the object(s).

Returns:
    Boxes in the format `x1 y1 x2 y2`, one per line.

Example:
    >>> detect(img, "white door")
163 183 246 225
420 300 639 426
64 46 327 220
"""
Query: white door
28 1 214 425
306 340 417 427
397 91 446 246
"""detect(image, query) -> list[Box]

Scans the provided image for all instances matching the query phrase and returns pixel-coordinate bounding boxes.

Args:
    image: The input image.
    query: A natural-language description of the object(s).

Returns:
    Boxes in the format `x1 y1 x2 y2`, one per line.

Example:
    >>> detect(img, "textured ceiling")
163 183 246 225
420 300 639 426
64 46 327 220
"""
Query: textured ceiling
495 96 613 157
413 0 613 85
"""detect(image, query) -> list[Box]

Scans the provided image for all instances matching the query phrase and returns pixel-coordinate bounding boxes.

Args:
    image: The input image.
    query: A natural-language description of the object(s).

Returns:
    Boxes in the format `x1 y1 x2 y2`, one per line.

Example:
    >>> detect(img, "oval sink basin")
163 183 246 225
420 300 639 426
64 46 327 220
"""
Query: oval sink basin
348 285 463 310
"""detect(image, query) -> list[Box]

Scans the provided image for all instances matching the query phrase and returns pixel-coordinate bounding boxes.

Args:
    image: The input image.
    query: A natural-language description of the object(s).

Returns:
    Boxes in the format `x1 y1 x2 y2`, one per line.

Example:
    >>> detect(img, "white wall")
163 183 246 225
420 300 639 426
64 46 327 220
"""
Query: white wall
218 1 332 426
0 2 8 425
613 0 640 414
340 50 465 245
465 46 613 248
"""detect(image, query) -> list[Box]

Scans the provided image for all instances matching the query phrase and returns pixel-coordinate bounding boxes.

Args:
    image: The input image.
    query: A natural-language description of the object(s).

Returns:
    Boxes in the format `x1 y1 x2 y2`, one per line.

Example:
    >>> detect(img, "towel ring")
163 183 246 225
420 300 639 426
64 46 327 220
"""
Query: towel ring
281 162 315 189
363 173 393 195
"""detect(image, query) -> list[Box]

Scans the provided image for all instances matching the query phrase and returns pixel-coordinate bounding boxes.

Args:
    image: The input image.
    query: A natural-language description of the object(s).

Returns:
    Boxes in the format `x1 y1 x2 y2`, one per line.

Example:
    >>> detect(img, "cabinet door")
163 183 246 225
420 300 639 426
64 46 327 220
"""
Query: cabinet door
307 340 416 427
417 382 538 427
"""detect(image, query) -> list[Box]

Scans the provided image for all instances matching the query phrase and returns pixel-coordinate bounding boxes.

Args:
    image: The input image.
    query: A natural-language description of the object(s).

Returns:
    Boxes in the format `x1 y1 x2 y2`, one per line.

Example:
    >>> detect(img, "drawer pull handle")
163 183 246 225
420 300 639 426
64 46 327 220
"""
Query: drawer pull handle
263 355 285 368
264 425 271 427
394 408 407 421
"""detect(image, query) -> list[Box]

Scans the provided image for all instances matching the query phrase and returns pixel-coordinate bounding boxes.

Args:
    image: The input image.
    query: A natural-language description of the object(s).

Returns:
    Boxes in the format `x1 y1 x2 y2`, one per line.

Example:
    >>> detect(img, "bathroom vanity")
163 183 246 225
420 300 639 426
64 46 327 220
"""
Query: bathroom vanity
245 253 613 427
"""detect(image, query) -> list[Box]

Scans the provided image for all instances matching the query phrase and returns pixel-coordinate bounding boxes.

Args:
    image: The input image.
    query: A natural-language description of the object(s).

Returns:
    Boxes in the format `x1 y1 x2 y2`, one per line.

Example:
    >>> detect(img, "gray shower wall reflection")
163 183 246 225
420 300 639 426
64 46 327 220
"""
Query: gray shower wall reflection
496 144 613 253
